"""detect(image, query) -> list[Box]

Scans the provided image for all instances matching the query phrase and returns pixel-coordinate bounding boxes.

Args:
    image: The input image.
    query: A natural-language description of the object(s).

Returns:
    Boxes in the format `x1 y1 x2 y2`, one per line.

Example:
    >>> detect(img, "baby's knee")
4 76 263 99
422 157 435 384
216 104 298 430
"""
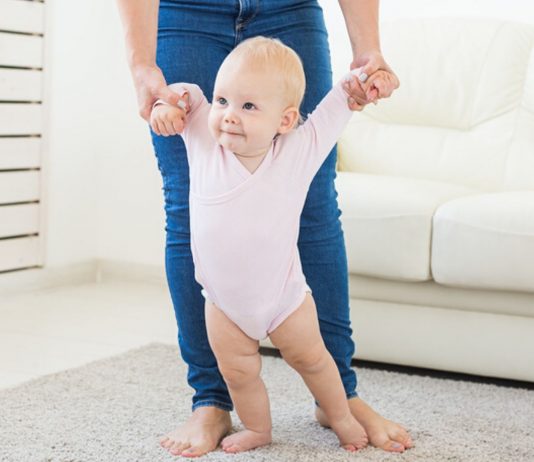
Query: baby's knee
283 344 328 374
219 354 261 389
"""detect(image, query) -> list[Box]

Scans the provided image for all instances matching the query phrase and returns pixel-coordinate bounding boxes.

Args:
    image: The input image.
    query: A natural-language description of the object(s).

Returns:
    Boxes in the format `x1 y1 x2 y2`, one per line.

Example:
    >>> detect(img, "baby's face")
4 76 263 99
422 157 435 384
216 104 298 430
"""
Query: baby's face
208 61 291 157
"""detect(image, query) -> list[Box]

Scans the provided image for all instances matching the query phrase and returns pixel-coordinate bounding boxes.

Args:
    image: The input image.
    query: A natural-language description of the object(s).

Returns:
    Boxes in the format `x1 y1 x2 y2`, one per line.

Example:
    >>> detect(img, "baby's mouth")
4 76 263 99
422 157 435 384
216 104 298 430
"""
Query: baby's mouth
221 129 244 136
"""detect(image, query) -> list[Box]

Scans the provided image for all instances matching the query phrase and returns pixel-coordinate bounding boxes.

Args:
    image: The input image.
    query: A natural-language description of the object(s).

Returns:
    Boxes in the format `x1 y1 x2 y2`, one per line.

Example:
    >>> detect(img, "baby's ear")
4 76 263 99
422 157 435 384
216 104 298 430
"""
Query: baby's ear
278 106 300 134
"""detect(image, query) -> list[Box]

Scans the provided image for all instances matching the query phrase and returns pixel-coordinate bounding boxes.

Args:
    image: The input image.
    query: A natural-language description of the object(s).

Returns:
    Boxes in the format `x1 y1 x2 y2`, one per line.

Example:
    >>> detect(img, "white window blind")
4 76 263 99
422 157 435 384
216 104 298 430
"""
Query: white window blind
0 0 45 273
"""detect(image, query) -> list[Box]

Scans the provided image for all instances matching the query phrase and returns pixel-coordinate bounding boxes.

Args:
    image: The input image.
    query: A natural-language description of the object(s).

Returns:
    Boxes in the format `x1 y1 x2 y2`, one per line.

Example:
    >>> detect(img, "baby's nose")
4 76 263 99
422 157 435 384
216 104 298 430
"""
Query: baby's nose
224 109 239 124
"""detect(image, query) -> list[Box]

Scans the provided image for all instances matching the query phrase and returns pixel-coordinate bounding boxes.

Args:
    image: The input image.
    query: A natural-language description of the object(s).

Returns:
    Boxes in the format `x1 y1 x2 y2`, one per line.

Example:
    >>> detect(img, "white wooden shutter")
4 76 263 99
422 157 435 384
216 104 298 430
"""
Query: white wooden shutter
0 0 44 273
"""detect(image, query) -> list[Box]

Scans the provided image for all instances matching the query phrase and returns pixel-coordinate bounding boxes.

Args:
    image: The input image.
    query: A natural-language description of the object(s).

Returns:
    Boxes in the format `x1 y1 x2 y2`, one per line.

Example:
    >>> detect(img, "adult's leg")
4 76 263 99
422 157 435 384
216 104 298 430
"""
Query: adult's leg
153 1 236 456
244 0 412 452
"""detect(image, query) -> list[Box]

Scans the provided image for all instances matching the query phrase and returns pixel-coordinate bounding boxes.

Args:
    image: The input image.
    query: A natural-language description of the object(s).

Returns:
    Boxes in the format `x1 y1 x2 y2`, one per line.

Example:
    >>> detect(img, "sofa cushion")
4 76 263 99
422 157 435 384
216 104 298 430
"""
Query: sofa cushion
432 191 534 293
335 172 475 281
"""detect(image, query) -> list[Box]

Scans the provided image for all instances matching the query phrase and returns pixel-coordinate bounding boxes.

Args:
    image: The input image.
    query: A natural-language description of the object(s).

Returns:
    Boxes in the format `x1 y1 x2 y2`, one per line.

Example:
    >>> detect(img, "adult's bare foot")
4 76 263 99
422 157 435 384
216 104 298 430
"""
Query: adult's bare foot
315 397 413 453
160 406 232 457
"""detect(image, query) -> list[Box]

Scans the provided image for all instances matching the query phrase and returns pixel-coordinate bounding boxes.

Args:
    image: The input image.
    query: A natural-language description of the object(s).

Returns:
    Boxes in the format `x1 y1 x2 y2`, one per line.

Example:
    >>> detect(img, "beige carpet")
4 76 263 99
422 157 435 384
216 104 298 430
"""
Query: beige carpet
1 343 533 462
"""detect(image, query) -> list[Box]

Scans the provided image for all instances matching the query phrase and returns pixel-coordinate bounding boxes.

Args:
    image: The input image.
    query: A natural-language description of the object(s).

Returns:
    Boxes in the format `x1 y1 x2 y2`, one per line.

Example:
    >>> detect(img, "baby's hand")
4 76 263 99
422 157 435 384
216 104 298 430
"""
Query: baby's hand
150 97 188 136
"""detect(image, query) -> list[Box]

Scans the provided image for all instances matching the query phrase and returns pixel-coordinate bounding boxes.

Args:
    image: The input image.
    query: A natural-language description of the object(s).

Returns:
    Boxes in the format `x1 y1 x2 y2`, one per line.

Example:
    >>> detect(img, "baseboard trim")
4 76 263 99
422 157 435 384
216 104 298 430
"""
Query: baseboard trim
0 261 97 296
0 260 167 298
95 260 166 285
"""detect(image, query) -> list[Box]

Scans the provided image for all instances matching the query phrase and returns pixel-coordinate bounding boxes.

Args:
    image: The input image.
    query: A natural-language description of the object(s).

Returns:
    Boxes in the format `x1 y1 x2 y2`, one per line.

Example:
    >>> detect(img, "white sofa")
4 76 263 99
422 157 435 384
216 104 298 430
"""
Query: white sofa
335 18 534 382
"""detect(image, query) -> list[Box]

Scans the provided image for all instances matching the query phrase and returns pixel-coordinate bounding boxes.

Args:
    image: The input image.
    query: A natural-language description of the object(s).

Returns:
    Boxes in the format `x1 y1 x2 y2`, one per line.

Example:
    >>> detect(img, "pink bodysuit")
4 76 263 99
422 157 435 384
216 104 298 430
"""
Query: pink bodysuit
173 80 352 340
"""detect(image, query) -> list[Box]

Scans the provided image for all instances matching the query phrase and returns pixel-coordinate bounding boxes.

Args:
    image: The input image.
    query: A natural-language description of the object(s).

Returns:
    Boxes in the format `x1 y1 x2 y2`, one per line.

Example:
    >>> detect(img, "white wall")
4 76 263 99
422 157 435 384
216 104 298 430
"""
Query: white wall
44 0 164 267
42 0 534 269
43 0 98 267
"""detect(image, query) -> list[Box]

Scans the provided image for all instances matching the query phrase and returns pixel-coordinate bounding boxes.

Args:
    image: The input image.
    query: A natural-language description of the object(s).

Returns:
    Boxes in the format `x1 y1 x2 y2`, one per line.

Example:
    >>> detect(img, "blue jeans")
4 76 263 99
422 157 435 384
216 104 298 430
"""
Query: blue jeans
153 0 357 411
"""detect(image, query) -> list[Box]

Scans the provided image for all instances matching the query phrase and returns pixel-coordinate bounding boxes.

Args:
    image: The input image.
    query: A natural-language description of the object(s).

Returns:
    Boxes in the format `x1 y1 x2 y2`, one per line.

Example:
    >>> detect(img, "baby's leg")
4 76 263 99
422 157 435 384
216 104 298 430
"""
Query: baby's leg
204 301 272 453
269 293 368 452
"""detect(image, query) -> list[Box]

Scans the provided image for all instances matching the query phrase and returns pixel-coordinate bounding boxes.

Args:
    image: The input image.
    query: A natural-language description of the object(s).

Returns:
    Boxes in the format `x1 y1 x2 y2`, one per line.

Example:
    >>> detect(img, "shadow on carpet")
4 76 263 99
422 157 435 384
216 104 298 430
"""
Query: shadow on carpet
1 343 533 462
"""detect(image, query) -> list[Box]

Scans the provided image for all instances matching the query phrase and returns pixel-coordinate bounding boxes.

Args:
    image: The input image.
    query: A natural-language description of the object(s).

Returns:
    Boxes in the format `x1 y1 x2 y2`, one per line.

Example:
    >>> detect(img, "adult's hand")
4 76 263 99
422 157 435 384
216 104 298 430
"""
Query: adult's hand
131 64 182 122
352 50 399 103
345 50 400 111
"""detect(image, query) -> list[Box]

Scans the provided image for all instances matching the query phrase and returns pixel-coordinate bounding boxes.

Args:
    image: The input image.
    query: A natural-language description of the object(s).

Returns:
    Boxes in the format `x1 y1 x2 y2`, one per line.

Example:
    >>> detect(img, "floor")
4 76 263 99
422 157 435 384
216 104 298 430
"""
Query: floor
3 277 530 393
0 280 178 389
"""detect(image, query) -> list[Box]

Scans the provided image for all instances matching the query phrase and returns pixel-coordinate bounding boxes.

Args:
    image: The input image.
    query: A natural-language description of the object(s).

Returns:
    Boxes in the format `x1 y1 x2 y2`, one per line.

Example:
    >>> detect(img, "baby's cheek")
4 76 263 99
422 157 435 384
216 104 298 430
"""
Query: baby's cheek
207 113 219 138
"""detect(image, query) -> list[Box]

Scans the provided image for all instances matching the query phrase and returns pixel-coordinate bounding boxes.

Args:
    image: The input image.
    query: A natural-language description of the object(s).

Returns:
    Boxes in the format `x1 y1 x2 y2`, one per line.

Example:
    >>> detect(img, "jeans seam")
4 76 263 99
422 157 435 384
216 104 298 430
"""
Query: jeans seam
192 400 233 412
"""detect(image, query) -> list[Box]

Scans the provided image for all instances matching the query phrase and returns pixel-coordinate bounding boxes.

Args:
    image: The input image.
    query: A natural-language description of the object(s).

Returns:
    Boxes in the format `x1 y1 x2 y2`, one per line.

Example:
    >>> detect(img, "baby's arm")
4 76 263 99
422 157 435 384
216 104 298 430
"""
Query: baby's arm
290 68 391 180
290 72 357 178
149 83 209 138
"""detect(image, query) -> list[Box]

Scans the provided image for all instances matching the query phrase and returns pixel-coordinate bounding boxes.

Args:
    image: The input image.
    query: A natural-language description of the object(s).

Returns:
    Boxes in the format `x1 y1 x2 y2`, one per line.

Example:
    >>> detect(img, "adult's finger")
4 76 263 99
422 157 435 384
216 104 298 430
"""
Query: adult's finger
359 59 382 83
366 87 379 103
140 98 154 122
377 74 397 98
158 87 183 108
368 73 395 99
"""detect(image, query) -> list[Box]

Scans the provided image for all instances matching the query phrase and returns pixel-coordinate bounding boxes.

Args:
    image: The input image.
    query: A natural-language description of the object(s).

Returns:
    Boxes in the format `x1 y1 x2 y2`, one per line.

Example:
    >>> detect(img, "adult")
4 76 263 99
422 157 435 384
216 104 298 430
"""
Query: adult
116 0 411 457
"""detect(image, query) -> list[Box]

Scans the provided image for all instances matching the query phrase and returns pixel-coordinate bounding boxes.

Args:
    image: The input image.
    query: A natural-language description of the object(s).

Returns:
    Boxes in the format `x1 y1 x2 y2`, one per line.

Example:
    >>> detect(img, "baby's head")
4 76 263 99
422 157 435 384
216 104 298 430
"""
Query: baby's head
208 37 306 157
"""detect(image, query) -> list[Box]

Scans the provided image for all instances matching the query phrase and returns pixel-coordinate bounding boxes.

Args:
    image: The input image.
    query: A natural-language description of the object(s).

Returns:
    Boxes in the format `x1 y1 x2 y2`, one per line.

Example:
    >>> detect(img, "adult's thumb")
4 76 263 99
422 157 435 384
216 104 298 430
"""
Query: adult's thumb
159 87 182 107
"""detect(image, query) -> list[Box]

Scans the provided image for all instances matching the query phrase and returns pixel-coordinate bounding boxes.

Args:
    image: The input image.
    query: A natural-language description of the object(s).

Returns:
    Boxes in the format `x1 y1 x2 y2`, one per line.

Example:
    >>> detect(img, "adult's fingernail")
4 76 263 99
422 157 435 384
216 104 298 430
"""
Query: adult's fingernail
359 72 368 83
177 100 187 110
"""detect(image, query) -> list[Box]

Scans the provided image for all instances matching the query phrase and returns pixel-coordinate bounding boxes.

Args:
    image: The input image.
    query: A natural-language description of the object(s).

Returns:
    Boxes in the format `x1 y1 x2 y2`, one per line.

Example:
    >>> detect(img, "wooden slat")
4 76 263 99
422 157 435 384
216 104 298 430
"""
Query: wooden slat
0 104 41 135
0 138 40 169
0 2 43 274
0 1 44 35
0 68 42 101
0 32 43 68
0 236 40 271
0 171 40 204
0 203 39 238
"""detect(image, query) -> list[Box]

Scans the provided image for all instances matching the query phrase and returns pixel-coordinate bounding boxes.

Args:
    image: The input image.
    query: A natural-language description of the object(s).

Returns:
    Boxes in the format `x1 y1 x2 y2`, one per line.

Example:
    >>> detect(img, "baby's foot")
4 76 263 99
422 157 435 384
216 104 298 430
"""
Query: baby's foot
330 414 368 452
220 429 272 453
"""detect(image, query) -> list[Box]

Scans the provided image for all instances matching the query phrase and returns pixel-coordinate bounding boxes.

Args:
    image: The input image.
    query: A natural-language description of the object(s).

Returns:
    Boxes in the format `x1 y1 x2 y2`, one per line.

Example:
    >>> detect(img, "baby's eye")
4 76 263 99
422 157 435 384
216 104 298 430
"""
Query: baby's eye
217 97 227 105
243 102 256 110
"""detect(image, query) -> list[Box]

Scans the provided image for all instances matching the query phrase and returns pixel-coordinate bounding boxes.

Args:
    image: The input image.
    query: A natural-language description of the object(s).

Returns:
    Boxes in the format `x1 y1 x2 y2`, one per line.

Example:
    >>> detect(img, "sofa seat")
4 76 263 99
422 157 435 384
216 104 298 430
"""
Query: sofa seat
349 274 534 318
335 172 476 282
432 191 534 293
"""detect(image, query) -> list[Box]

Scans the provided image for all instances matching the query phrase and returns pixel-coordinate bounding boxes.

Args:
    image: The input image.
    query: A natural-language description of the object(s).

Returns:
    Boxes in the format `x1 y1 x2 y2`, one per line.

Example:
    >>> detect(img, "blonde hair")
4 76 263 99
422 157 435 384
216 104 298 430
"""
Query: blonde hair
226 36 306 109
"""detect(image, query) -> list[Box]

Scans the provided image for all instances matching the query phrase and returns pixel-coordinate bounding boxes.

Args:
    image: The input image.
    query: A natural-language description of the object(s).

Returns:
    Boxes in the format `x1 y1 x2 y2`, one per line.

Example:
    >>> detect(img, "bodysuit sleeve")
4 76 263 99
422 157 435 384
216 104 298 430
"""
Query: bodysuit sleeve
283 79 354 184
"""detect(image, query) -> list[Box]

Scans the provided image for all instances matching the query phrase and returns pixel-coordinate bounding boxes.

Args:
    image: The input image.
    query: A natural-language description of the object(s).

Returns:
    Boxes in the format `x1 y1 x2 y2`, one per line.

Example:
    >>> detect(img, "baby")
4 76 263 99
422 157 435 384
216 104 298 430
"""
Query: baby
151 36 384 454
